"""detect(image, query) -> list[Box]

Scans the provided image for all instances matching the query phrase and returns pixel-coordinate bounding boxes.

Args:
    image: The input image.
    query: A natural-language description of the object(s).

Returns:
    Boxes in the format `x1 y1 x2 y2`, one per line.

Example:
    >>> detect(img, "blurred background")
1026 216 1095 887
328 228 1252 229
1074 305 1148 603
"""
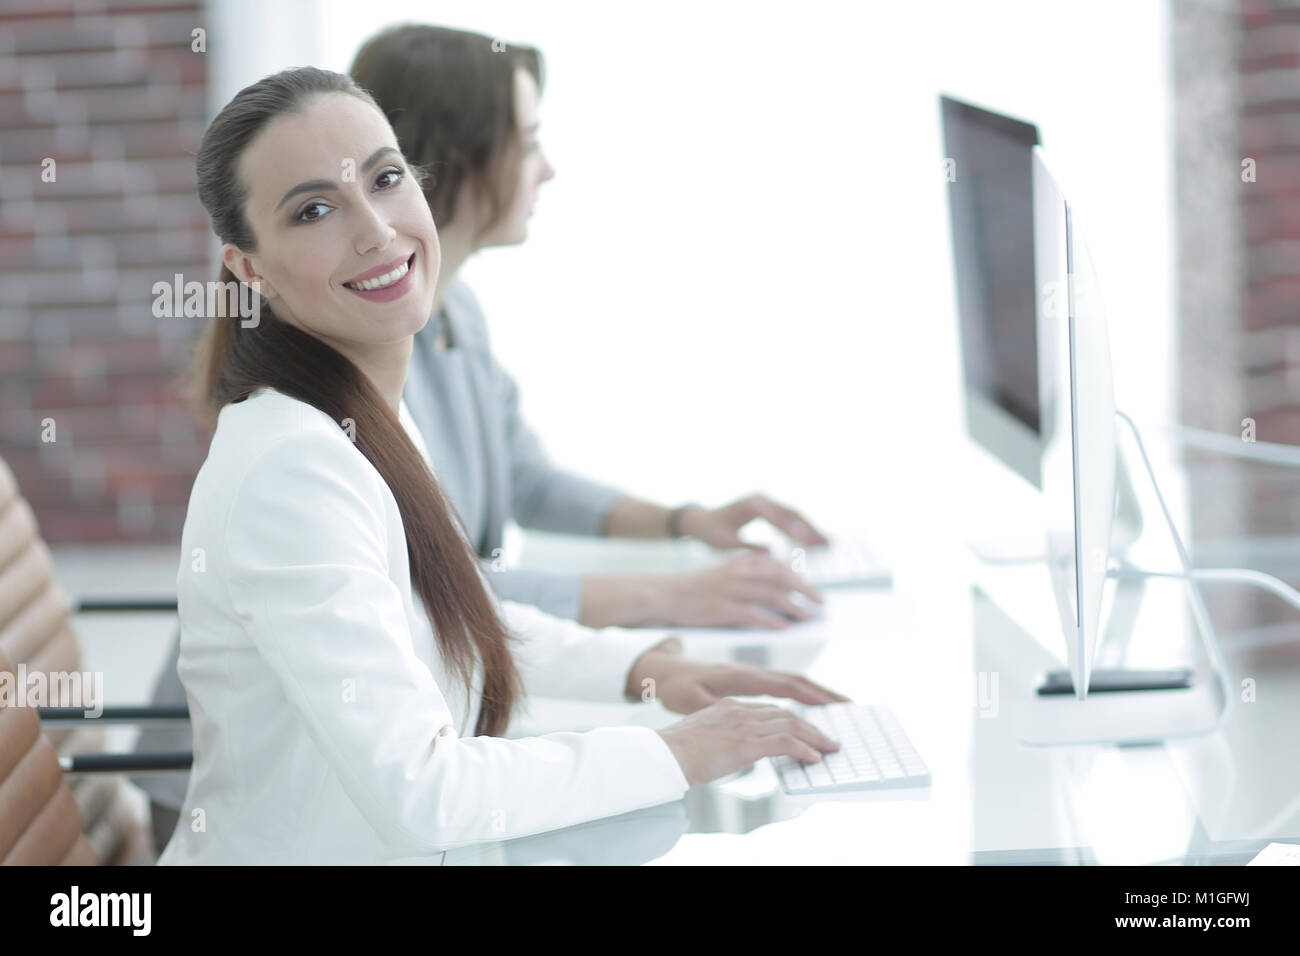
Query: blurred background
0 0 1297 856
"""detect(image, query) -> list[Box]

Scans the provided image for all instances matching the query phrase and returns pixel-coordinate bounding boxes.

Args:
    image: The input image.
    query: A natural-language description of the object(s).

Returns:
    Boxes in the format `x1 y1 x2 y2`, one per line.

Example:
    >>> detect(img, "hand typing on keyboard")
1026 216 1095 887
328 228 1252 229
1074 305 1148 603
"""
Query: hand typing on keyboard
656 699 843 787
660 551 825 629
773 703 931 795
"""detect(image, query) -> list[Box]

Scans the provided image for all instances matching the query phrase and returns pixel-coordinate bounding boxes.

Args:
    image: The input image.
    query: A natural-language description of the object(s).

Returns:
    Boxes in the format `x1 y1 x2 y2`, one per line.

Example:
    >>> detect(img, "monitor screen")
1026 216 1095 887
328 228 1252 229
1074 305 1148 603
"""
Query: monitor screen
942 96 1041 440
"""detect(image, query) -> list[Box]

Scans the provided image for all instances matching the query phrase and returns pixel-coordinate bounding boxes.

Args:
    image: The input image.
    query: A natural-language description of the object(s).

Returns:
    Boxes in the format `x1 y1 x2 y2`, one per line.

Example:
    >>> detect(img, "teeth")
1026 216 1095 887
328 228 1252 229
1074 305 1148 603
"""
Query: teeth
346 258 409 291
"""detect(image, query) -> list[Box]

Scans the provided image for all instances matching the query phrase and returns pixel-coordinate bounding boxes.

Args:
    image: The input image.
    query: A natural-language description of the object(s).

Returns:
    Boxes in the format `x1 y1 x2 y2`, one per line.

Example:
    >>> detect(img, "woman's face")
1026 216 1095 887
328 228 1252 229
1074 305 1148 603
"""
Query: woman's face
223 92 439 351
475 67 555 248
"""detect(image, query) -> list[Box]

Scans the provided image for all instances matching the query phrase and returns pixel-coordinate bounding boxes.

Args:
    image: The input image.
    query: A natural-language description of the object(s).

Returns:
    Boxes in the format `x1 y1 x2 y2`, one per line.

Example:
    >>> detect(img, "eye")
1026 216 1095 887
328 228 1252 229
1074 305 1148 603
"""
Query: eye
375 166 404 189
295 201 331 224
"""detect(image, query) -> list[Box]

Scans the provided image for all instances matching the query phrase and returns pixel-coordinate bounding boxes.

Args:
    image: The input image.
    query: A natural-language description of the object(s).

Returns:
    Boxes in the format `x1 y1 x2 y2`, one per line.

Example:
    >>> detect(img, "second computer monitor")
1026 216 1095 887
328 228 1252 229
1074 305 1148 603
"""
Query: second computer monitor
941 94 1042 489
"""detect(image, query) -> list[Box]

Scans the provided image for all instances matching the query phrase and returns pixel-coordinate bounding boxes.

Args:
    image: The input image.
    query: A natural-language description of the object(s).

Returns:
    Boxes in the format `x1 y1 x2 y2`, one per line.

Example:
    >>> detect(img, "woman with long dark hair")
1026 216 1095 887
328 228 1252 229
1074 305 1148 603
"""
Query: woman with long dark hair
158 66 844 863
350 25 834 631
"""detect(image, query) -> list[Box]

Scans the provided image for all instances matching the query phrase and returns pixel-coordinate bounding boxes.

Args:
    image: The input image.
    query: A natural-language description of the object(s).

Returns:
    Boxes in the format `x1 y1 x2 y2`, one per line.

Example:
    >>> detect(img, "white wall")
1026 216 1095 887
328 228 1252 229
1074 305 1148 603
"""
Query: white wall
218 0 1175 541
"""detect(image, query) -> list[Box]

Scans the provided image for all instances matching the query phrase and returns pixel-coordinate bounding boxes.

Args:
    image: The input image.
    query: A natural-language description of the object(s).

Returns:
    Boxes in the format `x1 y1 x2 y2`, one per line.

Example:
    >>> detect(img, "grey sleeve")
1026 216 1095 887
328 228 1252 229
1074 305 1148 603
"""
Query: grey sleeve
479 560 586 621
497 357 626 537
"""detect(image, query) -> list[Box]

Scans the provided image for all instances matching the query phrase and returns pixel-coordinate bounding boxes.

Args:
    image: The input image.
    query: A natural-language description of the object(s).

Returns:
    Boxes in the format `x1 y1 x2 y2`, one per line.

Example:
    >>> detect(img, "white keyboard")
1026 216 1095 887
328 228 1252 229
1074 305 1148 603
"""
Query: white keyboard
788 537 891 589
773 703 930 795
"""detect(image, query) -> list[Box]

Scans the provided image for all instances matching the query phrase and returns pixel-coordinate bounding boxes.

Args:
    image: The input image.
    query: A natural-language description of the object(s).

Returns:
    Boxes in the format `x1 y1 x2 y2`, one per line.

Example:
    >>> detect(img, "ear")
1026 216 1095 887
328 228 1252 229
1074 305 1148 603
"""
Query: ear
221 243 279 301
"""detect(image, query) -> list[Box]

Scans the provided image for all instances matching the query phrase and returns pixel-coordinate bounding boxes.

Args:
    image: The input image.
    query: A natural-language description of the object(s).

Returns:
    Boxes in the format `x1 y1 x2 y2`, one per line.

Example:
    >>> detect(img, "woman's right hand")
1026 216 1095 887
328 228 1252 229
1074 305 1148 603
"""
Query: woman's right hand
656 698 840 787
578 552 823 630
659 552 823 629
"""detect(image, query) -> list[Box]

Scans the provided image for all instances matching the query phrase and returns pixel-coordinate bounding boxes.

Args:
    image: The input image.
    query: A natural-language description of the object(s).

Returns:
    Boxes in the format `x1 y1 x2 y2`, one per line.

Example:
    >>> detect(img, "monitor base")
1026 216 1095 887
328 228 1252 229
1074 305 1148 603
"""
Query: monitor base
1035 666 1193 695
1015 671 1225 747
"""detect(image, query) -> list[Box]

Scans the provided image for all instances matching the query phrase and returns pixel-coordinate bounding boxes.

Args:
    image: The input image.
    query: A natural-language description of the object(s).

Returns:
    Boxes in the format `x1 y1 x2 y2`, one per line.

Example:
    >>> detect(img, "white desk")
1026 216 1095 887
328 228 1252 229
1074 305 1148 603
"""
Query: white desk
442 529 1300 865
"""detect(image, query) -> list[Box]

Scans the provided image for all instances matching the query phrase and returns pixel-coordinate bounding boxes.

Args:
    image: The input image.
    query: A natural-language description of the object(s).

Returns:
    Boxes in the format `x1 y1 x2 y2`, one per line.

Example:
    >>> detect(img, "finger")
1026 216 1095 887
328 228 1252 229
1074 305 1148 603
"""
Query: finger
733 582 814 621
708 529 752 551
745 495 830 547
776 564 825 604
731 602 791 630
727 668 847 706
761 670 852 704
756 732 825 765
707 668 811 700
720 698 781 711
677 685 720 713
785 516 830 547
754 716 841 753
724 550 776 572
734 555 824 605
711 599 788 630
719 495 764 525
767 594 814 622
728 552 793 579
798 677 852 703
685 512 749 550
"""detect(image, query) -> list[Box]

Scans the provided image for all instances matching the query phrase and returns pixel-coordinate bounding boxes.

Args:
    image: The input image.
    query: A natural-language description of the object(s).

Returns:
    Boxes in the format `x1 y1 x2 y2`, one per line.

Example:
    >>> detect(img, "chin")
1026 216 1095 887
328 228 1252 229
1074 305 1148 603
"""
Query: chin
392 308 433 339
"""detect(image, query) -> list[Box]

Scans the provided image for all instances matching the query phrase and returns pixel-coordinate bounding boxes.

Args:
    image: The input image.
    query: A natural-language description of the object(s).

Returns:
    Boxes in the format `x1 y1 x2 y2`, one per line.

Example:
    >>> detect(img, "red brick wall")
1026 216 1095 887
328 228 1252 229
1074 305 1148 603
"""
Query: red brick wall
0 0 210 542
1239 0 1300 541
1241 0 1300 473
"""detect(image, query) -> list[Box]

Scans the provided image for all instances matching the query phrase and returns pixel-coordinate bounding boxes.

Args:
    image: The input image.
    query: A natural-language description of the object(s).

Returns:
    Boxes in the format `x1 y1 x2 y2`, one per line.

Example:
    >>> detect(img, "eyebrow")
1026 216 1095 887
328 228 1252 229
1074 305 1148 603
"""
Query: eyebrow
273 146 403 212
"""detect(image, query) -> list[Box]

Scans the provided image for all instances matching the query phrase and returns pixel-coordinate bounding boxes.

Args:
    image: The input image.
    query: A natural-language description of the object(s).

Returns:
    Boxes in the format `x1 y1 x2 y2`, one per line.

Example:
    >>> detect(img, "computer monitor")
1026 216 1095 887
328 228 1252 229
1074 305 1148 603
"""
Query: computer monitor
943 95 1114 699
941 95 1042 488
1033 147 1115 700
945 97 1229 740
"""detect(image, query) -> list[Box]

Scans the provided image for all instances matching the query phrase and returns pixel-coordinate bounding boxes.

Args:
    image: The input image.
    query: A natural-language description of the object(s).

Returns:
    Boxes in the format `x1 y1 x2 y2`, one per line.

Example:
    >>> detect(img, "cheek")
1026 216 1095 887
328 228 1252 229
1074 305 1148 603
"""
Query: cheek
513 174 536 215
298 257 338 300
526 159 545 191
273 247 336 313
424 234 441 284
413 212 440 275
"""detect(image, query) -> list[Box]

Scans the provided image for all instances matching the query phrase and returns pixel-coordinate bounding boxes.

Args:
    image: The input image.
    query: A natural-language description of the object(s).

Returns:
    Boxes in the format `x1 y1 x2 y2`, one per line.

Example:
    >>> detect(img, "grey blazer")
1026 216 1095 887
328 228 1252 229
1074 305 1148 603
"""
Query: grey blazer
405 278 624 621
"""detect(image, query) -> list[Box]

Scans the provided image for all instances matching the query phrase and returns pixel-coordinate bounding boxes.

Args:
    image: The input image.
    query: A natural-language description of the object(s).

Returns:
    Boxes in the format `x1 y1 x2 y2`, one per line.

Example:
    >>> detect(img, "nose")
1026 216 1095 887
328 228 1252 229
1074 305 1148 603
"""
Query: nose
354 198 397 256
539 150 556 185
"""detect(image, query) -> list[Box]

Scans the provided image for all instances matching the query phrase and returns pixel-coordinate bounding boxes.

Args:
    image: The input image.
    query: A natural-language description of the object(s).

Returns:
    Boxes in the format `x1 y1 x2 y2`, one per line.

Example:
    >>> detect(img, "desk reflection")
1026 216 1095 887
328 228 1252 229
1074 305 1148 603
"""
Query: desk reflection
441 799 689 865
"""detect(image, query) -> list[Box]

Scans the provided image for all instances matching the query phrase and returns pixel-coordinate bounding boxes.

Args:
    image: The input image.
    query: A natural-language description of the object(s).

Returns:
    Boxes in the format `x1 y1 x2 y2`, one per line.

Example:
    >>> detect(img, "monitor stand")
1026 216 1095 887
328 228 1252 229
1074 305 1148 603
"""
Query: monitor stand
1008 577 1230 747
1015 413 1234 747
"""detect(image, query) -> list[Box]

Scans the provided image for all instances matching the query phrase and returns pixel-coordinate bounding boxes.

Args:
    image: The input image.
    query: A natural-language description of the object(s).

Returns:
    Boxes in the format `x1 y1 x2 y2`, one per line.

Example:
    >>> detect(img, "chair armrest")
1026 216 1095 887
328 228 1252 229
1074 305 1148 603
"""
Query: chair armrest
59 751 192 773
74 597 178 613
38 705 190 723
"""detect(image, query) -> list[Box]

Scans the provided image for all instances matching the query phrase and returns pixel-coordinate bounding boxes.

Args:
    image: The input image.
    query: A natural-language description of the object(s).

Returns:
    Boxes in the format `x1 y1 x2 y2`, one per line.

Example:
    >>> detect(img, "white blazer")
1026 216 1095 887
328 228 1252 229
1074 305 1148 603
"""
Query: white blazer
157 387 688 865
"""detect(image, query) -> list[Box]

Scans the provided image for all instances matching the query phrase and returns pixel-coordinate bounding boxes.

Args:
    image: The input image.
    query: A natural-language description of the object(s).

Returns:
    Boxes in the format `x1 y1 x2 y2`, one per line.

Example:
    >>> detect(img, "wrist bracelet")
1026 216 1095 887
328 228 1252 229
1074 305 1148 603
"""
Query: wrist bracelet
667 504 697 539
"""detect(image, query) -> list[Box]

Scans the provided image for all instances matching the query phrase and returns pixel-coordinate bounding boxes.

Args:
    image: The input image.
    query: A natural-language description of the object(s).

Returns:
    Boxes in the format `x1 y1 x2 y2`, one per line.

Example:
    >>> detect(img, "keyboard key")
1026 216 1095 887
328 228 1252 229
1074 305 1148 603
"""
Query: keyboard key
773 703 930 795
804 760 835 788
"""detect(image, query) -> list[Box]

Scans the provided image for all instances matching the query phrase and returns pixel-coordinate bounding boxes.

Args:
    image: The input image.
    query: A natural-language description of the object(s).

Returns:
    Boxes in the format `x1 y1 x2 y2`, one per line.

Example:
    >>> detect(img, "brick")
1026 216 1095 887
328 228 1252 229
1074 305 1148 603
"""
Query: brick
1241 113 1300 151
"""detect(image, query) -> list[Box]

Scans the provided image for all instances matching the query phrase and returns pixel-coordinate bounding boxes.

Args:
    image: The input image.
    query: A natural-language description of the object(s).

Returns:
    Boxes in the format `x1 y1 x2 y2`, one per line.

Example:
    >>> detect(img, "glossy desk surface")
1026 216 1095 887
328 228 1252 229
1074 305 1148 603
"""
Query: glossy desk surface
441 529 1300 866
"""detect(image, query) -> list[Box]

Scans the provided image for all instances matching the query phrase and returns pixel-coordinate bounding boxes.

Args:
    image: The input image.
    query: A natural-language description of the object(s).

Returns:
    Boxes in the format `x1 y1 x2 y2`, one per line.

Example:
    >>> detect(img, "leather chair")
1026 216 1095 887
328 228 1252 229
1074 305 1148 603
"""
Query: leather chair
0 456 188 865
0 644 98 864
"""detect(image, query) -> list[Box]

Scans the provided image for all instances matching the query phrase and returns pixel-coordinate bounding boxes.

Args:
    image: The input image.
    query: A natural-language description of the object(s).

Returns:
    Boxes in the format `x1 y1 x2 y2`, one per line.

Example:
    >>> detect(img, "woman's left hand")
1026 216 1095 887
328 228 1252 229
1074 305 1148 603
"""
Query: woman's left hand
628 639 850 714
678 493 830 551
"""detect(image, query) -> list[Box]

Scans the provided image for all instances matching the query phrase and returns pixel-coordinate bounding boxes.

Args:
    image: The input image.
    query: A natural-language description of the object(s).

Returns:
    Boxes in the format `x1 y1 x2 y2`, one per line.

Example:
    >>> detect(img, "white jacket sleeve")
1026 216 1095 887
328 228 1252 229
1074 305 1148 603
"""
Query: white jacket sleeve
220 430 689 854
500 599 680 703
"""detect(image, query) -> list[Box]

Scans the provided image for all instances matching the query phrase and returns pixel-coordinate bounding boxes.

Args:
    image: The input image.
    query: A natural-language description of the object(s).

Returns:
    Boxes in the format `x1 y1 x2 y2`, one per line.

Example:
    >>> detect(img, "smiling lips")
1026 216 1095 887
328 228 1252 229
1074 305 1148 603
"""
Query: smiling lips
342 252 417 302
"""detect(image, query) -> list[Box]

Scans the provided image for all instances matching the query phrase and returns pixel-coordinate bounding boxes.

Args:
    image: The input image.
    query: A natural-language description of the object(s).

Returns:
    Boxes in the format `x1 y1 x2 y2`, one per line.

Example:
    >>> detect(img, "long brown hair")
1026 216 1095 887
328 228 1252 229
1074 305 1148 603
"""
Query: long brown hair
349 25 544 236
188 66 522 737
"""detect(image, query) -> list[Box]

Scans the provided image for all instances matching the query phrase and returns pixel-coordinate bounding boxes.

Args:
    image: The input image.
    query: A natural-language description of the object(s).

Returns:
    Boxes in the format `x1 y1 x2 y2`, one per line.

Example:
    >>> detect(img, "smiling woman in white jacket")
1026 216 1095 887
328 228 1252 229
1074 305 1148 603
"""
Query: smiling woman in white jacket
159 67 844 865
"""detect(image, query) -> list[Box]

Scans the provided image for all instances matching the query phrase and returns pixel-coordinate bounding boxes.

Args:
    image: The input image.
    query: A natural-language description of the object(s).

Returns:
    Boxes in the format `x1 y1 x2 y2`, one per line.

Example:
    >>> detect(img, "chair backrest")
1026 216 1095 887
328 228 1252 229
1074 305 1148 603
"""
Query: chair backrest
0 456 152 865
0 644 97 864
